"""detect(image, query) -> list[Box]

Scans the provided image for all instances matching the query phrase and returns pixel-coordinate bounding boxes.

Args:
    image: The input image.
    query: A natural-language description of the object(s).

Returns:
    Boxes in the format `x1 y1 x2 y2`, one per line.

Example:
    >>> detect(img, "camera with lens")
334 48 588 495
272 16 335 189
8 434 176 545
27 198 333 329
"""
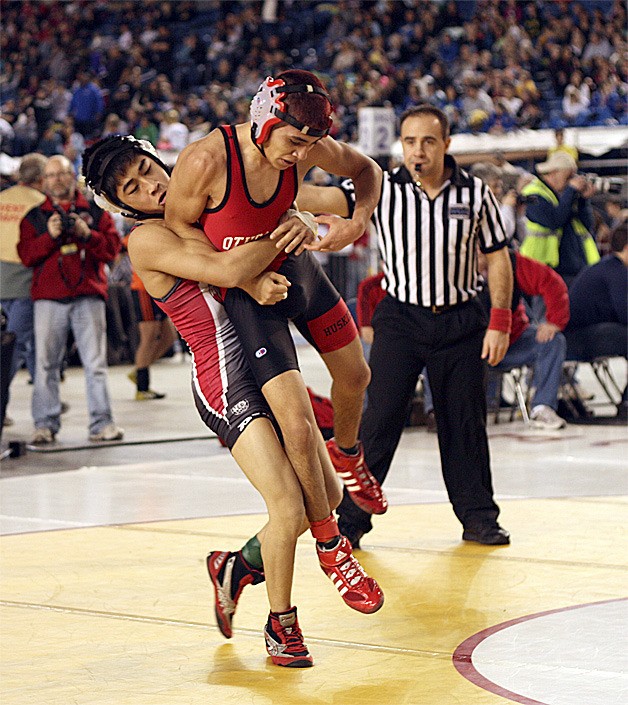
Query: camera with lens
54 205 78 238
581 173 624 195
53 205 80 255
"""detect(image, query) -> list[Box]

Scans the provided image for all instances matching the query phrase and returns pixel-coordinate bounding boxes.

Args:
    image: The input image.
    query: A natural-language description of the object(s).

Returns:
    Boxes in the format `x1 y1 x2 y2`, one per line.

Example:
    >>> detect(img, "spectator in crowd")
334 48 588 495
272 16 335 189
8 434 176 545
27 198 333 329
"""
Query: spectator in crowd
547 128 579 164
0 108 17 150
562 84 591 126
581 30 613 65
565 225 627 418
124 245 177 401
69 70 105 138
17 155 123 444
158 108 189 151
461 76 494 129
36 122 64 157
134 112 159 146
442 248 570 431
471 162 518 240
604 195 628 232
60 116 85 175
299 104 513 547
101 112 128 138
520 151 599 287
1 0 626 141
0 153 48 423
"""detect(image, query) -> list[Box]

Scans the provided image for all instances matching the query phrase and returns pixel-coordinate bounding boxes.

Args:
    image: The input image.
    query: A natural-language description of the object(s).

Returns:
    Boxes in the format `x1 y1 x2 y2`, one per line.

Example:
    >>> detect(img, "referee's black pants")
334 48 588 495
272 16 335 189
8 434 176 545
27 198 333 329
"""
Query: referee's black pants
337 294 501 536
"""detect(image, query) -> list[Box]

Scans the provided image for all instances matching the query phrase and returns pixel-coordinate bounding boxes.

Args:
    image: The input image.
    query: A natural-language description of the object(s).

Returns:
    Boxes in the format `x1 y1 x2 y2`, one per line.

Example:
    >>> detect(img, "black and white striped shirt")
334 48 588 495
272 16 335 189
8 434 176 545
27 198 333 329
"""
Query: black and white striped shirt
372 155 508 307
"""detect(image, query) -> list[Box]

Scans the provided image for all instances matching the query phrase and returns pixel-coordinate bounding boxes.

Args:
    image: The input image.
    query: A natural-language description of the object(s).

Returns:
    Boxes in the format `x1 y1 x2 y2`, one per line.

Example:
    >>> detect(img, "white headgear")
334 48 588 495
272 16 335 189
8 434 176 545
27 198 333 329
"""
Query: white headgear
250 76 332 145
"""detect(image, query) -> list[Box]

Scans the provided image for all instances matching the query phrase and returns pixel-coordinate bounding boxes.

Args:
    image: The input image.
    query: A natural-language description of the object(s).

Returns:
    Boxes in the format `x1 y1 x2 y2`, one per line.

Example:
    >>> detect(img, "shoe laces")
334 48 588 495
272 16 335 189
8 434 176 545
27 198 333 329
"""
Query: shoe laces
336 556 367 587
274 621 305 652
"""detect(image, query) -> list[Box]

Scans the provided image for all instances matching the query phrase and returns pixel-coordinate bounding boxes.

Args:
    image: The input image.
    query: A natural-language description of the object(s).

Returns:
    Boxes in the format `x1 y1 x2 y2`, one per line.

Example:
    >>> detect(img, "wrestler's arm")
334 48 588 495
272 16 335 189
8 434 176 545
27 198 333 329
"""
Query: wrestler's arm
128 222 282 289
164 134 220 241
295 184 350 218
164 133 316 256
298 138 381 252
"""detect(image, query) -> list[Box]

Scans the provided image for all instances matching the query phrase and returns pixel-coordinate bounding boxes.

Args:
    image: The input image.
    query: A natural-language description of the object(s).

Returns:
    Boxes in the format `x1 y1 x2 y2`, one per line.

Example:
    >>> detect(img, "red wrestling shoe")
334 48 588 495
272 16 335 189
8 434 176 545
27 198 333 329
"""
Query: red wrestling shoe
316 535 384 614
207 550 265 638
264 607 314 668
326 439 388 515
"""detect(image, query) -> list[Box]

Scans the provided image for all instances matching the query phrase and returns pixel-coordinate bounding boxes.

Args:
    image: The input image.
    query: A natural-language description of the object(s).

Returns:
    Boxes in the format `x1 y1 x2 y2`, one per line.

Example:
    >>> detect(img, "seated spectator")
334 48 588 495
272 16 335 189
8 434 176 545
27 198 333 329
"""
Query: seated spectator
499 82 523 117
424 248 570 430
562 85 591 126
158 109 189 151
61 116 86 175
565 226 627 418
134 112 159 146
487 101 518 134
461 76 494 128
36 122 64 156
101 112 128 138
69 70 104 138
547 128 579 163
581 30 613 66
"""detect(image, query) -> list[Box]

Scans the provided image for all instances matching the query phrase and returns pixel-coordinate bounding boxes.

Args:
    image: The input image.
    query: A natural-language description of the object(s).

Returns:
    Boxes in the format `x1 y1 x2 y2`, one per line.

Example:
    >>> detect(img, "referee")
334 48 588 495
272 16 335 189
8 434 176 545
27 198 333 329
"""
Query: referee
301 104 514 546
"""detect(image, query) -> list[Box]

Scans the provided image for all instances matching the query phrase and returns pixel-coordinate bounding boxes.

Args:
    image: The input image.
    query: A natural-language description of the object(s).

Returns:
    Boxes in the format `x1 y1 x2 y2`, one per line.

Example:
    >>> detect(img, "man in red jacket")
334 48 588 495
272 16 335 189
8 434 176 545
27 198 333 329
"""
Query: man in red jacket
423 249 570 430
485 249 570 430
18 155 123 445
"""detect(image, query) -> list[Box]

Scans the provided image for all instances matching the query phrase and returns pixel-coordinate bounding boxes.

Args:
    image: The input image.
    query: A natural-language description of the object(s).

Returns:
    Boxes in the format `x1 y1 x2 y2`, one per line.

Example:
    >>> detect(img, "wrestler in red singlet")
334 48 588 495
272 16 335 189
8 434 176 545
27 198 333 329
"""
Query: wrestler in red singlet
199 124 296 271
198 124 359 388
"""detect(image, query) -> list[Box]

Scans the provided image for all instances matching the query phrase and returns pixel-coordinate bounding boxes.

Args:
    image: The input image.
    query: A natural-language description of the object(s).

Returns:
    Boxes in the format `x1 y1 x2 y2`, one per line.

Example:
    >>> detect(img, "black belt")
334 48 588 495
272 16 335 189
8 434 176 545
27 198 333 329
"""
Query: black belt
422 300 471 315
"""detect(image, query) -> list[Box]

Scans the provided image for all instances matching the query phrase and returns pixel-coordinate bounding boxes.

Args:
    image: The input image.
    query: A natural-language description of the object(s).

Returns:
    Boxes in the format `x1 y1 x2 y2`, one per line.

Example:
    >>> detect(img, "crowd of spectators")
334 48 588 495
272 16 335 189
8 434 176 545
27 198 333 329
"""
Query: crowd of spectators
1 0 627 162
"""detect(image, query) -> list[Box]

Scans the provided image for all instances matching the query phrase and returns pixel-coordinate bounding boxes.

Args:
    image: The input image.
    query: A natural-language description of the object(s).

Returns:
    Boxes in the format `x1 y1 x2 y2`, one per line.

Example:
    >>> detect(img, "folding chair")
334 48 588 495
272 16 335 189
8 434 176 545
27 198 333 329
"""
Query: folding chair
488 366 530 424
562 357 625 407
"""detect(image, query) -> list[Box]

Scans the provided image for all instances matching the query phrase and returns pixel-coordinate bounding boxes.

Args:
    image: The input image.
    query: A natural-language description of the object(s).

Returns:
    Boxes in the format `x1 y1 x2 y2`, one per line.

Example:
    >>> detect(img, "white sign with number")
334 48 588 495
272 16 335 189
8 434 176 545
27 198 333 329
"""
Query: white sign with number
358 107 396 157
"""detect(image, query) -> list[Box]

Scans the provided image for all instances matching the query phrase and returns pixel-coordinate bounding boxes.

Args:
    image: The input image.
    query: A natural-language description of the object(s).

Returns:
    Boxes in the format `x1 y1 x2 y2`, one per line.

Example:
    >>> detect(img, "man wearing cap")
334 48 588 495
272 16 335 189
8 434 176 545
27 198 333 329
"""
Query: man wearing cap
520 151 599 286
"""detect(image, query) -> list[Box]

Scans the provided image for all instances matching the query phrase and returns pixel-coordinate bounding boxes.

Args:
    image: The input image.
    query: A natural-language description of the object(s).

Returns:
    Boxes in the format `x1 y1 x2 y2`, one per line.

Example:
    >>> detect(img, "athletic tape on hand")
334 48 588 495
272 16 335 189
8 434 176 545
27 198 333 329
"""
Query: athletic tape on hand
284 208 319 236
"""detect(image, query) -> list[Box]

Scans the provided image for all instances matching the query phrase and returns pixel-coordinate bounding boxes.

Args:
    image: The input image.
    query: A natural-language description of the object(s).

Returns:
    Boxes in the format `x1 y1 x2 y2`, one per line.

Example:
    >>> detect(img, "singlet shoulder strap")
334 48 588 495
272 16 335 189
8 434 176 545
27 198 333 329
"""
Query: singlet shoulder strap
203 126 234 213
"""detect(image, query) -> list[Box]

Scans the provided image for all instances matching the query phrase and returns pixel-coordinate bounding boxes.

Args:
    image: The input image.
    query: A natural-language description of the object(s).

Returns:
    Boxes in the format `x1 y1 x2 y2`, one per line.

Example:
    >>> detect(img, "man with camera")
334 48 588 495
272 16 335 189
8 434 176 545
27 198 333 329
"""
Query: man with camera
520 151 599 287
17 155 123 445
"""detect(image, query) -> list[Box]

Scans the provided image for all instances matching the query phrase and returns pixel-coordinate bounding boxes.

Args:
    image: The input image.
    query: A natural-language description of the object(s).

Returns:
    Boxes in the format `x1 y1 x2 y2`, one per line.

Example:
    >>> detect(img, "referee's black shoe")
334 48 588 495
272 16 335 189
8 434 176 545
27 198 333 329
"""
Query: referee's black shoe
462 524 510 546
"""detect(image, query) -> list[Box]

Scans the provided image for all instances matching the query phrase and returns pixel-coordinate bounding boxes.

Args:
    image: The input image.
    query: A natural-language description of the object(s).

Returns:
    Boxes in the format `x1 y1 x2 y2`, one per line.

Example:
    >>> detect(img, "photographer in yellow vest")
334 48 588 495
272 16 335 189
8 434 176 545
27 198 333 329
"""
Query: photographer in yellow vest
520 152 599 287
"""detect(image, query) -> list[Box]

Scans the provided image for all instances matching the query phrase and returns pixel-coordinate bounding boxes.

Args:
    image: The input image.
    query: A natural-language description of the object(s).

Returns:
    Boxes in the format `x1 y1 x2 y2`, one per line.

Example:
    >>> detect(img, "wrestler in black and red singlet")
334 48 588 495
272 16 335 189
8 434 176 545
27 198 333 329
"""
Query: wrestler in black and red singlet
199 125 358 388
130 223 276 449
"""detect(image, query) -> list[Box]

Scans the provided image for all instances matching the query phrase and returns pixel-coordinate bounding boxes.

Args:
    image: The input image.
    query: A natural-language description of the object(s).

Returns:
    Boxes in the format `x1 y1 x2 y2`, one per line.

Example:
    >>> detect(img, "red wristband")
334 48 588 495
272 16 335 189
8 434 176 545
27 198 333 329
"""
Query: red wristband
488 307 512 334
310 514 340 542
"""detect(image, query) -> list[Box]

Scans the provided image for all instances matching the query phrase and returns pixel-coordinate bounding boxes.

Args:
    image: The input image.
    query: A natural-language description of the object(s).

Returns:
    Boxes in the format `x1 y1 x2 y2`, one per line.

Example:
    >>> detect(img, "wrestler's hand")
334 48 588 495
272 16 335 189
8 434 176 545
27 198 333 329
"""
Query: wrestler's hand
481 329 510 366
240 271 291 305
270 213 317 255
305 215 362 252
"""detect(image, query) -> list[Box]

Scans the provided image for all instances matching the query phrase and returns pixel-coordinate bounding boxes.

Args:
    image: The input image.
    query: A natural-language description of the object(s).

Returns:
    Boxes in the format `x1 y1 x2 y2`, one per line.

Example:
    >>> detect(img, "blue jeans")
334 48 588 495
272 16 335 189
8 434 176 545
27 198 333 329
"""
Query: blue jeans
33 297 115 435
493 326 566 410
423 326 566 412
1 297 35 382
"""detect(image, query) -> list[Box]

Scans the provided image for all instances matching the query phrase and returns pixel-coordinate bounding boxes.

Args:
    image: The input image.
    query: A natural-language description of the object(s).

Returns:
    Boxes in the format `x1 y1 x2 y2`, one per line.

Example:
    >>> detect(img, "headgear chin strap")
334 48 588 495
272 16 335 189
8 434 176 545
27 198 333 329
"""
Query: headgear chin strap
250 76 332 146
82 135 166 219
